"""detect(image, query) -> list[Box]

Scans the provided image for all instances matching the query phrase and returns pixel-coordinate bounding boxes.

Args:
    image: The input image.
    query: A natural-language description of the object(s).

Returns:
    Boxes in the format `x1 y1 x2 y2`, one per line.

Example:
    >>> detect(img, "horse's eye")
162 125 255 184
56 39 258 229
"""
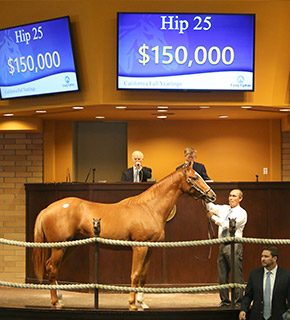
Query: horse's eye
192 176 198 181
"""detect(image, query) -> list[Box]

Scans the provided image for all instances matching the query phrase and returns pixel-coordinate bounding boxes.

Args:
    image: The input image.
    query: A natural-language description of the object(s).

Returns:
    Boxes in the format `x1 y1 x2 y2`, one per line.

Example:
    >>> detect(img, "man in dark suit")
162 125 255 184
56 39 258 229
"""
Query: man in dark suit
239 246 290 320
121 150 152 182
176 147 211 181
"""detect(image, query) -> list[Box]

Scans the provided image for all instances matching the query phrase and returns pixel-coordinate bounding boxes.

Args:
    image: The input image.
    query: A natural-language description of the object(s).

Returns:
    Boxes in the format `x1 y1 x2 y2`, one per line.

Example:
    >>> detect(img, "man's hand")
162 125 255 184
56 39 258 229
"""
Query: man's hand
239 311 246 320
207 211 215 219
202 200 211 212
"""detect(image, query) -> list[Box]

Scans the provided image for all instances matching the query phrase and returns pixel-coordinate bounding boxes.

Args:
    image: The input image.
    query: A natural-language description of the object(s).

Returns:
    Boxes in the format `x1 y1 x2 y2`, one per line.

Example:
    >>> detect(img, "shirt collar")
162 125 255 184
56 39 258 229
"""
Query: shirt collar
230 205 240 211
264 265 278 276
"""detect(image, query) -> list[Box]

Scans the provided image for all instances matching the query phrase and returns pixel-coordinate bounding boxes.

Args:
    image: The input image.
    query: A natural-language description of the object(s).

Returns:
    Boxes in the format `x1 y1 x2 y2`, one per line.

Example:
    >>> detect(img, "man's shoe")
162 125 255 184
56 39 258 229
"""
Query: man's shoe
219 301 231 307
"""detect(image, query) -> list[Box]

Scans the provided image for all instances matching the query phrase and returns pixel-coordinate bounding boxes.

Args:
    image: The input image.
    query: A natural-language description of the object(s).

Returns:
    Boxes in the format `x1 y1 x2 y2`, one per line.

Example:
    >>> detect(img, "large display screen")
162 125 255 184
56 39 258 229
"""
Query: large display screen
117 13 255 91
0 16 79 99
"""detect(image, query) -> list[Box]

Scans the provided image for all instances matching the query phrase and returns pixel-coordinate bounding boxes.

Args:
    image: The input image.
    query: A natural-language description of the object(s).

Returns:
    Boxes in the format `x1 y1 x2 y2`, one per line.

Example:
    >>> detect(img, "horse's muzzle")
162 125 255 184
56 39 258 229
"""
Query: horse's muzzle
206 189 216 203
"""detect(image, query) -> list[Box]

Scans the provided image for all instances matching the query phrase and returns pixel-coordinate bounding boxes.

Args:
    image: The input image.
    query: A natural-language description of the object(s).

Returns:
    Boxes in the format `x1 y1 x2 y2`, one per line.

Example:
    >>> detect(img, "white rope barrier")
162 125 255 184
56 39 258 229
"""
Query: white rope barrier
0 280 246 293
0 235 288 294
0 236 289 248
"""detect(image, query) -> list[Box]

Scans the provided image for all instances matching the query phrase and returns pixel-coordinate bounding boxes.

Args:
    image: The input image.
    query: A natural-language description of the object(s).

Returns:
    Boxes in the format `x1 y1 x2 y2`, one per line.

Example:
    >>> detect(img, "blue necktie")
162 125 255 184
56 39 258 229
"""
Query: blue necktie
264 271 271 320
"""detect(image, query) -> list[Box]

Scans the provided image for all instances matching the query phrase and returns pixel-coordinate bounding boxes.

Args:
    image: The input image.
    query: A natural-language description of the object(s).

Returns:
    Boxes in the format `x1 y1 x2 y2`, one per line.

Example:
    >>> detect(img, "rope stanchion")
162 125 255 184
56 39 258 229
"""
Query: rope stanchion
1 236 289 249
0 237 98 248
235 237 290 245
0 280 246 294
0 235 288 299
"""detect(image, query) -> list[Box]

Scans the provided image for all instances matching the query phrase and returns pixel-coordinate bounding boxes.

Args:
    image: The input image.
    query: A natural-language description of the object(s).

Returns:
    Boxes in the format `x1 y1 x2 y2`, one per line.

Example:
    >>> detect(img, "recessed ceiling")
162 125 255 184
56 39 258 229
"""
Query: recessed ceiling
2 104 289 121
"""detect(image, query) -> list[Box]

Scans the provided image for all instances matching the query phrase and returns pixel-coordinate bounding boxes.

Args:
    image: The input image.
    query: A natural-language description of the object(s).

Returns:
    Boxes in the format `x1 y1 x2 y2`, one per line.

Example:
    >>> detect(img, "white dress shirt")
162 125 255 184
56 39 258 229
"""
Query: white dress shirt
207 203 247 238
263 265 278 307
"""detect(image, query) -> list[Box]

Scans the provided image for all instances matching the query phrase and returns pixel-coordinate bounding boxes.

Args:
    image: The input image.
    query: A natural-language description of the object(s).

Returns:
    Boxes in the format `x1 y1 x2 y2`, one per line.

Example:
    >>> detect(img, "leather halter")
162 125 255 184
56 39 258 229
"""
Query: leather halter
182 168 212 200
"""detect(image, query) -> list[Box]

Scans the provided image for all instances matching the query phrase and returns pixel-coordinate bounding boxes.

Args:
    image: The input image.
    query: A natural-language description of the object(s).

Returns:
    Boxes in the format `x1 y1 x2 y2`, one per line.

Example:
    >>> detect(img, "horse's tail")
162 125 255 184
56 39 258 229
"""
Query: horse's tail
32 213 48 283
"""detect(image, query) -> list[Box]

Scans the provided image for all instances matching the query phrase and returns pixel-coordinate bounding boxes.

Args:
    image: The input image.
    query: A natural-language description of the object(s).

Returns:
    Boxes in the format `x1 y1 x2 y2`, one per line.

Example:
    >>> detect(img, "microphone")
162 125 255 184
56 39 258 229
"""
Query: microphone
66 168 71 182
256 174 259 182
92 168 96 183
85 168 91 183
136 162 141 169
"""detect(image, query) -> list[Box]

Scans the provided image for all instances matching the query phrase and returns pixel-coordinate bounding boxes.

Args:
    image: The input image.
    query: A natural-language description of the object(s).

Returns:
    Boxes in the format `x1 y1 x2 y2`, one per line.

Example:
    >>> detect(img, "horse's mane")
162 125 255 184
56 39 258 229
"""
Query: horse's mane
121 169 182 205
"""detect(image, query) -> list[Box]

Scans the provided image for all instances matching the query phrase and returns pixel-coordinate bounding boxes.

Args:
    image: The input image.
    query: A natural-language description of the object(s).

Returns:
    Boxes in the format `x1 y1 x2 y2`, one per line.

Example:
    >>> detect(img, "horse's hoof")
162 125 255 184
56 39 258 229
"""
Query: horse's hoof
139 301 149 310
129 304 137 311
51 301 63 309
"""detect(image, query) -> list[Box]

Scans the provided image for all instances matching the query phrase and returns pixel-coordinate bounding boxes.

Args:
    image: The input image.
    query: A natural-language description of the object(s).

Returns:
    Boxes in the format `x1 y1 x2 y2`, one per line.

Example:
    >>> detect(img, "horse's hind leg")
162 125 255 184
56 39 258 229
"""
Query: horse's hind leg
45 248 65 308
129 246 149 311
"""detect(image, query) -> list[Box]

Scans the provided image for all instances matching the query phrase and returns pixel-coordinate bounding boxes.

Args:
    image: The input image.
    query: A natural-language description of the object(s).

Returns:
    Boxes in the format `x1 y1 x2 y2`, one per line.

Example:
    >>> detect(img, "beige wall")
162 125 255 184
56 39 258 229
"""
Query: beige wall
41 118 281 182
127 119 281 182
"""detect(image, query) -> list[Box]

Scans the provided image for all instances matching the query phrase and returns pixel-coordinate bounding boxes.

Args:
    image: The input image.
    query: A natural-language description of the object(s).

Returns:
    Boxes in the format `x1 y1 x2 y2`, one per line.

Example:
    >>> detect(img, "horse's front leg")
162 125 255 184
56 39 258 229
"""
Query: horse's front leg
45 248 65 308
129 246 149 311
137 248 152 309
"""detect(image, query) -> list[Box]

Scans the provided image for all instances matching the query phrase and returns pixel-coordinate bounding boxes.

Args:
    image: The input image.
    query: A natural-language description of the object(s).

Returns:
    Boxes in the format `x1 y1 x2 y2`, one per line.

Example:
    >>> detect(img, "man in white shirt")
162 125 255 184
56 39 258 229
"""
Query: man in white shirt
239 246 290 320
206 189 248 307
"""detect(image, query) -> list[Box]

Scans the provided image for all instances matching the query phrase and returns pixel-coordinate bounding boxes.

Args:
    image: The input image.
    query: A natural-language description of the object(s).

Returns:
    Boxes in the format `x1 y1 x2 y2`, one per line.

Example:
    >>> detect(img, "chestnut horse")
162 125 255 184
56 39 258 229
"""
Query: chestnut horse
32 162 216 310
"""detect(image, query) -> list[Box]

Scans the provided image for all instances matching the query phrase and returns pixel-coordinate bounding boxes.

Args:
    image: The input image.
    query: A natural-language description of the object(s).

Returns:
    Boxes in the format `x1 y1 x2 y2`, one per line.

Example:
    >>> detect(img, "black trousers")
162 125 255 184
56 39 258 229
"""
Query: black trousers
217 243 244 303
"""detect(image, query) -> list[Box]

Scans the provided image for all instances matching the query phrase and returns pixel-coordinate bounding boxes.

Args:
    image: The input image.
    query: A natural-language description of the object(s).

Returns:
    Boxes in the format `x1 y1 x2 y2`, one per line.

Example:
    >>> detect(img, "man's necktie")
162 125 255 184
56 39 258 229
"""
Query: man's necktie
221 209 232 237
264 271 271 320
134 168 138 182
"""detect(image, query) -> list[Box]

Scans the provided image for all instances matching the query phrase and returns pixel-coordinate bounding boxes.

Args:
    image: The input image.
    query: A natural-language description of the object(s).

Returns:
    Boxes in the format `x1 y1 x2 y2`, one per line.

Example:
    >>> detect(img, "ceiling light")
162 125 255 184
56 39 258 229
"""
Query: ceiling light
218 115 229 118
199 106 210 109
115 106 127 109
72 106 84 110
35 110 47 113
280 108 290 112
157 106 168 109
157 109 168 112
241 106 252 109
157 115 167 119
95 116 105 119
3 113 14 117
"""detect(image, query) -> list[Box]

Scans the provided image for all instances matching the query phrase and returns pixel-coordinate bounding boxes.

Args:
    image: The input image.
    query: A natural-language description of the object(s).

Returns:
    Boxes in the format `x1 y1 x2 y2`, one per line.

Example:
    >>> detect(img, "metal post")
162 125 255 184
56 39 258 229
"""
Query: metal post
229 218 236 308
93 218 101 309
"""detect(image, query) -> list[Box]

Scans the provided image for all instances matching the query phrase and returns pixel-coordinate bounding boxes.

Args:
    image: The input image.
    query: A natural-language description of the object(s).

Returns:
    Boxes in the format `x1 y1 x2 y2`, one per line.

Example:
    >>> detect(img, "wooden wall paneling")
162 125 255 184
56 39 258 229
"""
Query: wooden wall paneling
25 182 290 288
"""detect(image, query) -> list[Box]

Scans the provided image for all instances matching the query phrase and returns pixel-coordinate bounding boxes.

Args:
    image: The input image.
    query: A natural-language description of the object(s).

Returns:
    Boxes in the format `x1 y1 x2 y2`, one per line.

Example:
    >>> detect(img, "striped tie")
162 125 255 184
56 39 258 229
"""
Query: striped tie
264 271 271 320
134 168 139 182
221 209 232 237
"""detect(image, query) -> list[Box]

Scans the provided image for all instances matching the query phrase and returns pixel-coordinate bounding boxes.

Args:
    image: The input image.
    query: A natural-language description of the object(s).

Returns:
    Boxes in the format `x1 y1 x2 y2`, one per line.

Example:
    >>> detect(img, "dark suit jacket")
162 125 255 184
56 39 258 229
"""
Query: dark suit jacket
121 166 152 182
240 266 290 320
176 161 211 181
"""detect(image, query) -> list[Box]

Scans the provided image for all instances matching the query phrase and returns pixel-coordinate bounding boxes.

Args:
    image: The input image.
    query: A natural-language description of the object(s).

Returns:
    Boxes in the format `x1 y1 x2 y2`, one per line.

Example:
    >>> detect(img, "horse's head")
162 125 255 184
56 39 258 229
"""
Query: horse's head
181 162 216 203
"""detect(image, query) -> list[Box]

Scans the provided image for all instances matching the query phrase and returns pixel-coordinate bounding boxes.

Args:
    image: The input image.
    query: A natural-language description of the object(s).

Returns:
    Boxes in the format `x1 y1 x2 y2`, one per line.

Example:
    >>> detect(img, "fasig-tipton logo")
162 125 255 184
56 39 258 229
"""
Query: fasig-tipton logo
237 75 245 84
230 75 251 88
62 75 75 88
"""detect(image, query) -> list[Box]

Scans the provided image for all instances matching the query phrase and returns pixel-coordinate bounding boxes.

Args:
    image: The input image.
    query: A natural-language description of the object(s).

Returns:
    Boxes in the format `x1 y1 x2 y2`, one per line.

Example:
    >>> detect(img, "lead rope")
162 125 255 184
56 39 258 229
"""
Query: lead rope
202 199 216 259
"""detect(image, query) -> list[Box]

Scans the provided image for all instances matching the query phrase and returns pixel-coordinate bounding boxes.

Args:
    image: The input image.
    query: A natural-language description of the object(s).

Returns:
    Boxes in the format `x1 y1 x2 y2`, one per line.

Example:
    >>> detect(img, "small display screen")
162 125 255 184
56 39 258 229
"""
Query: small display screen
0 16 79 99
